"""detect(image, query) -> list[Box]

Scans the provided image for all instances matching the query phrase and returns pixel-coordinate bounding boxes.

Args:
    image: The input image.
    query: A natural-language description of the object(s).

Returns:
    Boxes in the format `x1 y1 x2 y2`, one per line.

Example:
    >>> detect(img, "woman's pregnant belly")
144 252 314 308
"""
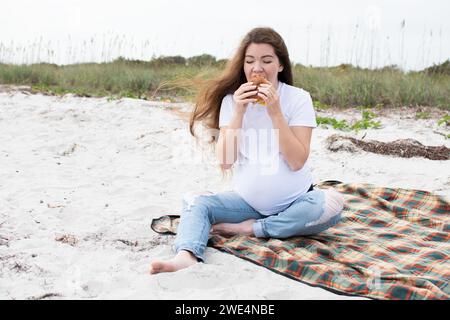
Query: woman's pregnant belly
233 158 313 215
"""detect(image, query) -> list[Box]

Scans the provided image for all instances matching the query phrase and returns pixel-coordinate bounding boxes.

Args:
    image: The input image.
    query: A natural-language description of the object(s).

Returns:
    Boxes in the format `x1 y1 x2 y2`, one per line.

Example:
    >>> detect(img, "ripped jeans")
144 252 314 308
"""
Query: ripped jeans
173 188 343 262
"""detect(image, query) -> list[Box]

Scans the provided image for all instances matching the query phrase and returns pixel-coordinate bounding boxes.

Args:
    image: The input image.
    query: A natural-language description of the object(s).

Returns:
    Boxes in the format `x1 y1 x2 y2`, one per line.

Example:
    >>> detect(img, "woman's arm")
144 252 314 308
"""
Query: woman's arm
216 82 257 169
271 115 312 171
257 83 313 171
216 111 245 169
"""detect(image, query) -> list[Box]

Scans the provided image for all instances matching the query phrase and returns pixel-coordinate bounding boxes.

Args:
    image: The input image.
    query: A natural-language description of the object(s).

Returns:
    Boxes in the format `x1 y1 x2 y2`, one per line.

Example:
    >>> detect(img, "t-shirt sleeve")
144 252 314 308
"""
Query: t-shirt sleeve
288 90 317 128
218 94 234 127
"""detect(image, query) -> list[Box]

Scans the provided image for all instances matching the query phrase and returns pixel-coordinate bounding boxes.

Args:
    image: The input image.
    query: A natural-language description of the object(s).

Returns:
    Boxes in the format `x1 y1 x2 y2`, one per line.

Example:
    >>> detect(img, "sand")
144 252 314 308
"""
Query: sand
0 88 448 299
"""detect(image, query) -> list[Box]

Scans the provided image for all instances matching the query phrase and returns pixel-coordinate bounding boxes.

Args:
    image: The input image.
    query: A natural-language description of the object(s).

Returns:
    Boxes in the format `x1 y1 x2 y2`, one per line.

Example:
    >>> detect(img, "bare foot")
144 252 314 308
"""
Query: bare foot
211 219 256 237
149 250 198 275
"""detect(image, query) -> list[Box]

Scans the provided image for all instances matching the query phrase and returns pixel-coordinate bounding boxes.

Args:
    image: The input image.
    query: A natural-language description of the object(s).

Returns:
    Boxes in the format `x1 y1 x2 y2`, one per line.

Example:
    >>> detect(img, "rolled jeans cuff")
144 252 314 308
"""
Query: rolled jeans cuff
253 220 269 238
173 244 204 262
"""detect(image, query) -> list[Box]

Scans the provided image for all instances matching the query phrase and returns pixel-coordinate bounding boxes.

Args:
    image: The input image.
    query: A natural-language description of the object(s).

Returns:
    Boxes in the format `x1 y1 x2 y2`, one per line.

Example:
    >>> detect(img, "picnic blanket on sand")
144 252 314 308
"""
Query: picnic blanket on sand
151 181 450 300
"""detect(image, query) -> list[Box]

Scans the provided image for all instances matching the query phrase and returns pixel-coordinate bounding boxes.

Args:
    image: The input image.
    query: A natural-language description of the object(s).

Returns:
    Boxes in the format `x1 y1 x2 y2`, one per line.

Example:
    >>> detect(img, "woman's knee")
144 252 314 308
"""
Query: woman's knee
323 187 344 216
293 189 344 236
182 191 214 209
305 188 344 228
181 191 215 220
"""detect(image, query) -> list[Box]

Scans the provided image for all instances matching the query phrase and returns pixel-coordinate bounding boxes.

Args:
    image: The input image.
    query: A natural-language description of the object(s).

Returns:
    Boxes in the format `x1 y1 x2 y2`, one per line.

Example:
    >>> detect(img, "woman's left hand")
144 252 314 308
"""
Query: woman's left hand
257 83 283 119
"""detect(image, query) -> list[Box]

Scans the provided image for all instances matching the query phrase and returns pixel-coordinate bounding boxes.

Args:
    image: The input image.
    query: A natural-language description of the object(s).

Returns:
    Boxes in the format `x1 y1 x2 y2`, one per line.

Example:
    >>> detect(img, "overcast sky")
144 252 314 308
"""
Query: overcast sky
1 0 449 70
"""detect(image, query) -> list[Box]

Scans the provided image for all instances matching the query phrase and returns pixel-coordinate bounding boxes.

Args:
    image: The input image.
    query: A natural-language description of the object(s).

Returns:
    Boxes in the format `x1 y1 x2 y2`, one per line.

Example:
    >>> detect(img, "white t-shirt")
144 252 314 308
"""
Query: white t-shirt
219 81 317 215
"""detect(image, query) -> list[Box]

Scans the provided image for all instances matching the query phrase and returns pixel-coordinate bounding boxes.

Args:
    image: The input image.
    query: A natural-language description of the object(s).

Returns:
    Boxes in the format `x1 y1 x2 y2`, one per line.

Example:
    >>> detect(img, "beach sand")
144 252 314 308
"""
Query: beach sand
0 88 448 299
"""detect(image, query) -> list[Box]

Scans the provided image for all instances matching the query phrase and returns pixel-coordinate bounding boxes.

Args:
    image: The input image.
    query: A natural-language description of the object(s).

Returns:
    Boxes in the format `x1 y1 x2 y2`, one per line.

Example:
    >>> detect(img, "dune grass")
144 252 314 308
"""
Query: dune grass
0 56 448 109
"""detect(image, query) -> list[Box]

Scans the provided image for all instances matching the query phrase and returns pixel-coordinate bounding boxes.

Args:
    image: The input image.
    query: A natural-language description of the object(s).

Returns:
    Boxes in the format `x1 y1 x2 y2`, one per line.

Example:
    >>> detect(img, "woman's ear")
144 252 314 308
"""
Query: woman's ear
279 65 284 72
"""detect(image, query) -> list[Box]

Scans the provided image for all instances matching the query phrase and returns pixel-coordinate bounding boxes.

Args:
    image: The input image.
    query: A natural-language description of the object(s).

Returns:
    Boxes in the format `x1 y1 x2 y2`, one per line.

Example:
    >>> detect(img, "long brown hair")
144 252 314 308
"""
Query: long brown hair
189 27 293 142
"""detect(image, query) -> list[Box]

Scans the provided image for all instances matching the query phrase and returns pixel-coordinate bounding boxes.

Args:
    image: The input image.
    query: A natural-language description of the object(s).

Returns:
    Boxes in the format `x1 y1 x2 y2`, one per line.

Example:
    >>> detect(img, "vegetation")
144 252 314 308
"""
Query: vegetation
438 114 450 126
0 56 448 109
317 109 382 132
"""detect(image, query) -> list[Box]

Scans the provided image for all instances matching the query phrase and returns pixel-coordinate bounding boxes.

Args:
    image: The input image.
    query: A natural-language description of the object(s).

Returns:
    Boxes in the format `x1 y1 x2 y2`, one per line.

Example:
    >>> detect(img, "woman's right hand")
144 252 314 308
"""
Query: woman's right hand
233 82 257 114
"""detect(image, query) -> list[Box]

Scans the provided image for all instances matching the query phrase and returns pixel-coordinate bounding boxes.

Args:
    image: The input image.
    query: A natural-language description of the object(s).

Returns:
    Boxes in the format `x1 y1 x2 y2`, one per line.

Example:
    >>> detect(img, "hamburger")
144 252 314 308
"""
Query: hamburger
250 74 270 105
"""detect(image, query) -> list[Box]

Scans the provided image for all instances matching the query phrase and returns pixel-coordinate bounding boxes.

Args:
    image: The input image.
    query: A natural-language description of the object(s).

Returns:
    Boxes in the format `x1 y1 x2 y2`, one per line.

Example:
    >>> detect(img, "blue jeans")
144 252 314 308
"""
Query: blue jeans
173 189 341 262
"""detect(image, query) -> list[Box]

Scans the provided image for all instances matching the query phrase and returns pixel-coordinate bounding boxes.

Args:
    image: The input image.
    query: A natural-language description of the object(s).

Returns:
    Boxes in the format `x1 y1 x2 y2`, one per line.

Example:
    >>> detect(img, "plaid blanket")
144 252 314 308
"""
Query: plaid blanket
150 181 450 300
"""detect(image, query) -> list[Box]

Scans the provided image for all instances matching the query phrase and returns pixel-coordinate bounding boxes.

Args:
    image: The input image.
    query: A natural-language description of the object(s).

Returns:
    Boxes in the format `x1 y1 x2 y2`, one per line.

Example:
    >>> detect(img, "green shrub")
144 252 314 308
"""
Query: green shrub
0 57 448 109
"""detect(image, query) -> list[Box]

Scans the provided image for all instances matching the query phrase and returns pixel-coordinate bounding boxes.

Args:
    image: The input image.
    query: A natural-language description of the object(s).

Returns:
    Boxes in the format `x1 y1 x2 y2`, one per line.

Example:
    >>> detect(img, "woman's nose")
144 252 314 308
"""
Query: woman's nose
253 62 263 71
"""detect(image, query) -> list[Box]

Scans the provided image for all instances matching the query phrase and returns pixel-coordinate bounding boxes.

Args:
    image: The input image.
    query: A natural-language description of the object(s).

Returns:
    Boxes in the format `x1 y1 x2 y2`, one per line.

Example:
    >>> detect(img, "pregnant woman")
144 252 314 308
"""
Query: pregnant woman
150 27 344 274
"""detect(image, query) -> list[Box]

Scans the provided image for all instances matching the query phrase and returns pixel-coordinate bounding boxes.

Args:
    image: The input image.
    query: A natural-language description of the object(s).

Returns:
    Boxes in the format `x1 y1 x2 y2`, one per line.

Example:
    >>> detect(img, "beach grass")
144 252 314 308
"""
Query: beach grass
0 56 448 109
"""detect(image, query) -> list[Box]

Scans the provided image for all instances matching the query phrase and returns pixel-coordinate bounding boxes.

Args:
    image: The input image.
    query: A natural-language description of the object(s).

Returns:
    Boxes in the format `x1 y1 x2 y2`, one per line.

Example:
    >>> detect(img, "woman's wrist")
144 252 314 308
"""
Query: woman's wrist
233 108 246 117
235 102 247 110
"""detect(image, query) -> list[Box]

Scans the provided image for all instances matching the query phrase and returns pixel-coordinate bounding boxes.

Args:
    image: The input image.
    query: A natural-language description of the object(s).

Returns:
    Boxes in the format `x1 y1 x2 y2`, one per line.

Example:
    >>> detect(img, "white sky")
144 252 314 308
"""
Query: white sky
1 0 449 70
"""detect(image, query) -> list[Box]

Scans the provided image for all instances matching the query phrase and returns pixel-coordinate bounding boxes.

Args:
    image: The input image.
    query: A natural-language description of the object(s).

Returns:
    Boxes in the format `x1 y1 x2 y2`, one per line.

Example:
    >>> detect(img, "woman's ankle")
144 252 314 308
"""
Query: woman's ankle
149 251 199 274
176 249 200 263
